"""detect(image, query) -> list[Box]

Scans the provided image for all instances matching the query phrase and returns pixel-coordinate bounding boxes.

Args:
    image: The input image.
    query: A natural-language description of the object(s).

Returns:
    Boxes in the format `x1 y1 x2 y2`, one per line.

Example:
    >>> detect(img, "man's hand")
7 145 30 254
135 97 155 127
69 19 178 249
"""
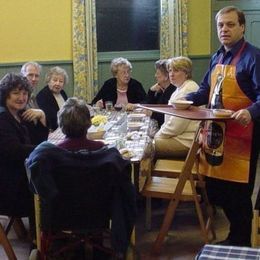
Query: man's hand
232 109 252 126
22 109 46 126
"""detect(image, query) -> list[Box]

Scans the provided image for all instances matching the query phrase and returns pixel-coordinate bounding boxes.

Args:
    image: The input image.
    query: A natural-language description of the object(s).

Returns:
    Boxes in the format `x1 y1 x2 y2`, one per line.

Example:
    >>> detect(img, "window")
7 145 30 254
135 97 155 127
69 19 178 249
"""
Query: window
96 0 160 52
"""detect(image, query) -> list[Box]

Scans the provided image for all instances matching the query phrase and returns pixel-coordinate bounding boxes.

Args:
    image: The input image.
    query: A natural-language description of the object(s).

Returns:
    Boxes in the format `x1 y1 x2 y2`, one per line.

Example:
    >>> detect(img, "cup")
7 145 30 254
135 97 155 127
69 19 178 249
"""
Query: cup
105 101 113 112
92 104 101 115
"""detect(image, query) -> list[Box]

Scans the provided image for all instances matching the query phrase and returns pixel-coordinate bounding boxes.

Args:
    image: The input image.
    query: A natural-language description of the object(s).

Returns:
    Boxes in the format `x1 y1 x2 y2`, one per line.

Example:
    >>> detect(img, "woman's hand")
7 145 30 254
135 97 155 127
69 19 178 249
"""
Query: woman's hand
22 109 47 126
150 83 164 93
96 99 104 108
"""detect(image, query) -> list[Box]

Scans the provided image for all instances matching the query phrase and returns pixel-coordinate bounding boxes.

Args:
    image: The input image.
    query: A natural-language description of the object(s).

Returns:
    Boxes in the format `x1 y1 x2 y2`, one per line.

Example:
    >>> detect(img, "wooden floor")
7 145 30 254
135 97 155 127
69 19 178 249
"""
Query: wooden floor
133 201 228 260
1 158 259 260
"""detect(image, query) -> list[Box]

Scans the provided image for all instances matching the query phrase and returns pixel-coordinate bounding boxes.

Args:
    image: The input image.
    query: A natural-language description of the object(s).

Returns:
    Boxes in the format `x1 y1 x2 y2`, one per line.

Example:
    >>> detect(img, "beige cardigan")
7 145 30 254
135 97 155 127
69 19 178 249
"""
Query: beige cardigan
155 79 200 148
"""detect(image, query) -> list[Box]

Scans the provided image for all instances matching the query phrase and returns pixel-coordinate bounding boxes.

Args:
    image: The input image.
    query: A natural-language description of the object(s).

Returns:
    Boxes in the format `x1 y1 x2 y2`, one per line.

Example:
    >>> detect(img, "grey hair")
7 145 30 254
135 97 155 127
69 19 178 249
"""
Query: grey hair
155 59 169 76
21 61 42 75
58 97 91 138
45 66 69 85
110 57 132 77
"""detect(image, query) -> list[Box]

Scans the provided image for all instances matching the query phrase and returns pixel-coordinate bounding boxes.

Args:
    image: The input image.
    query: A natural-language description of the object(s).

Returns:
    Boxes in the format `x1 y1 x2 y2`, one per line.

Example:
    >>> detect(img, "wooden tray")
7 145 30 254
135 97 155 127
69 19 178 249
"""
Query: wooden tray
138 104 234 121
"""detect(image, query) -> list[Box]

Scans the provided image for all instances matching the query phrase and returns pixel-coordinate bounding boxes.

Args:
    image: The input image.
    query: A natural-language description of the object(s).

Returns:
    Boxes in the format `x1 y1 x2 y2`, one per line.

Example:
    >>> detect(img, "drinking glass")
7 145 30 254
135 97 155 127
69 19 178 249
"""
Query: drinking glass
93 104 101 115
105 101 113 112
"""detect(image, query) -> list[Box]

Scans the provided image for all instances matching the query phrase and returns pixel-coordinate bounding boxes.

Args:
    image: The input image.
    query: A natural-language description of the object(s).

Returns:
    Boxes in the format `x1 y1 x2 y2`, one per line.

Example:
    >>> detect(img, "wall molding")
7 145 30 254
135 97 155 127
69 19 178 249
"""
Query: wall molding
98 50 160 62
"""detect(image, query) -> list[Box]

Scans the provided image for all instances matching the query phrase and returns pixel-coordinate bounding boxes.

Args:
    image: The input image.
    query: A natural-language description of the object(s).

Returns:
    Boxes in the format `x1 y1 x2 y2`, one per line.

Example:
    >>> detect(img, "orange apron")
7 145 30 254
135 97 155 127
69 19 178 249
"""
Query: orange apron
199 43 253 183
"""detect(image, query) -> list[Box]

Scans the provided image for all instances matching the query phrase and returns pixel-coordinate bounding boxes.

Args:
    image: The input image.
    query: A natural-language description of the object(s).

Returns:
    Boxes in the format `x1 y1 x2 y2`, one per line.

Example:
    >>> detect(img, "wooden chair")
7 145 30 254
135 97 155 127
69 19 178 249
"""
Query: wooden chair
252 209 260 247
0 214 29 260
141 127 215 254
4 217 27 240
25 146 136 259
0 216 27 259
0 222 17 260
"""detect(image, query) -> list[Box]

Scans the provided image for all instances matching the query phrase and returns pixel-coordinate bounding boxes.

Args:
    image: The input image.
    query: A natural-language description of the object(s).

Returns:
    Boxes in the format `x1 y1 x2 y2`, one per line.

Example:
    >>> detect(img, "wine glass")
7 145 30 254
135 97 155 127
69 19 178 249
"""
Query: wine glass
114 103 123 111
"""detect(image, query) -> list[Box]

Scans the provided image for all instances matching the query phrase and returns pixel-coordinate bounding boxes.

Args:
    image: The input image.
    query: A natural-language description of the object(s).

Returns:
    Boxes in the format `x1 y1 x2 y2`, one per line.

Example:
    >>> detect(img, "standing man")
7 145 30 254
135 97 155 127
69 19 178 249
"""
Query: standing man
186 6 260 246
21 61 47 126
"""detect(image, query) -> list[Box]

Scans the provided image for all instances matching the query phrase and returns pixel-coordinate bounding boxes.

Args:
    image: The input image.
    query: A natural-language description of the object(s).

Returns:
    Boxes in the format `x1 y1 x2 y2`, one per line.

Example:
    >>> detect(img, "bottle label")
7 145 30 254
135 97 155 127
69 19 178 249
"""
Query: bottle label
203 120 225 166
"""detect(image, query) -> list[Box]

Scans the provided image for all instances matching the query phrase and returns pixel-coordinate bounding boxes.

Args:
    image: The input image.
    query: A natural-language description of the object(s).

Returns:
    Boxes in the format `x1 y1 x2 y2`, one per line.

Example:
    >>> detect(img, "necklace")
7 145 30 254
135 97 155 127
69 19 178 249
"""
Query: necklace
117 88 127 93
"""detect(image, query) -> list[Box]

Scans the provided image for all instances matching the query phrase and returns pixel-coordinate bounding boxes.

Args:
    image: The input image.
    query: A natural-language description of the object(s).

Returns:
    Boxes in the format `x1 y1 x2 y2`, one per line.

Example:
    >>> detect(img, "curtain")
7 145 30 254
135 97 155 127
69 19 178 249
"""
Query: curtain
160 0 188 59
72 0 98 102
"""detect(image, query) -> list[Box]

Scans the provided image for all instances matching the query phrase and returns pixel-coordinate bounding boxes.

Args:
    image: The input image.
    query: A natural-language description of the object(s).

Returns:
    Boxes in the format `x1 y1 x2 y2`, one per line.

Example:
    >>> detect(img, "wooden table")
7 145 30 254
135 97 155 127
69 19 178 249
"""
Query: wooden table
48 110 157 192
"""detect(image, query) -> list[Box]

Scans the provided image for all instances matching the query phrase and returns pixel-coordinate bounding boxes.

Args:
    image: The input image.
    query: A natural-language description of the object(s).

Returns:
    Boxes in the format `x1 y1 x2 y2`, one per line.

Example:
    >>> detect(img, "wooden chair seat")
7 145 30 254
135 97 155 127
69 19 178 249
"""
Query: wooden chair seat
152 159 198 178
142 176 200 201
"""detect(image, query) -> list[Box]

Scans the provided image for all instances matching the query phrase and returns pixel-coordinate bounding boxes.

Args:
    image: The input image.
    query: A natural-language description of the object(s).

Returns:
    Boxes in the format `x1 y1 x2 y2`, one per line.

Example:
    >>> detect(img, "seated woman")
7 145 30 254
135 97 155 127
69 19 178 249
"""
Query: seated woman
146 59 176 127
0 73 48 227
36 66 68 132
154 56 199 158
91 57 146 111
57 97 104 151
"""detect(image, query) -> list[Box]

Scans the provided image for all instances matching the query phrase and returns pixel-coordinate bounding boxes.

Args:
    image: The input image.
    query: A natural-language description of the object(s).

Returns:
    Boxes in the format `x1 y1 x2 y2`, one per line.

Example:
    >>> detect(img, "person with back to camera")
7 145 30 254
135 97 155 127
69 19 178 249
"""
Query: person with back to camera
154 56 199 158
57 97 104 151
36 66 68 132
146 59 176 127
91 57 146 111
0 73 49 246
186 6 260 247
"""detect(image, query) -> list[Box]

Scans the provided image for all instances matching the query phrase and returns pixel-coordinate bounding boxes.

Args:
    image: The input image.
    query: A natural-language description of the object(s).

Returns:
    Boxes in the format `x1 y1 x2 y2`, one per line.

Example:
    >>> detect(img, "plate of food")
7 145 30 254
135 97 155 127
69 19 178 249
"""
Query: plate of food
119 148 134 159
127 122 143 131
212 109 234 118
170 100 193 110
128 113 146 121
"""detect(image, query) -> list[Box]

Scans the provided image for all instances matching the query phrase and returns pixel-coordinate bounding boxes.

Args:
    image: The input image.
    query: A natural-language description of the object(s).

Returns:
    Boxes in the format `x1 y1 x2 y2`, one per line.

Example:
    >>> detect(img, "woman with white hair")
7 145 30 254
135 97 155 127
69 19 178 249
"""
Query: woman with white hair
36 66 68 131
92 57 146 110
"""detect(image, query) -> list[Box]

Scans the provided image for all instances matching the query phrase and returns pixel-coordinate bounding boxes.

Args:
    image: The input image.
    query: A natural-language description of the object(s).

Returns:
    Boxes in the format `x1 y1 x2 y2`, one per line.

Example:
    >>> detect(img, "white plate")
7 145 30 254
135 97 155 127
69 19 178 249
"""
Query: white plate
127 122 143 130
128 113 146 119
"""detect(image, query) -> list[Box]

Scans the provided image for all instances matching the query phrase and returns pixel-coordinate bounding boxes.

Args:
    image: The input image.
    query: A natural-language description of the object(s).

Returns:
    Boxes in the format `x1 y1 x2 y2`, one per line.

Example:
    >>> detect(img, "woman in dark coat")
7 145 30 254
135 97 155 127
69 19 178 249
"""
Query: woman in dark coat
92 57 146 111
0 73 48 218
146 59 176 127
36 66 68 132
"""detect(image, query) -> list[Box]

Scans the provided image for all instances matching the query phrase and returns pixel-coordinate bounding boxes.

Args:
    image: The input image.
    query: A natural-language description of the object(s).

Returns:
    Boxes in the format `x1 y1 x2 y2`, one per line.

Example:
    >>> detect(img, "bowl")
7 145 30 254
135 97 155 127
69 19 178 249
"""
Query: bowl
127 122 143 131
170 100 193 110
87 130 106 140
128 113 146 121
213 109 233 118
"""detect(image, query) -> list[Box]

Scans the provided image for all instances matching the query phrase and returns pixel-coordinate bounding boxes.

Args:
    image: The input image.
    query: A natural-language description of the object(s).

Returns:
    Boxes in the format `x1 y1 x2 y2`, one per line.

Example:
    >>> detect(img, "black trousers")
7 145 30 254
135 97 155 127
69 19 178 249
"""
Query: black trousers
206 120 260 246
